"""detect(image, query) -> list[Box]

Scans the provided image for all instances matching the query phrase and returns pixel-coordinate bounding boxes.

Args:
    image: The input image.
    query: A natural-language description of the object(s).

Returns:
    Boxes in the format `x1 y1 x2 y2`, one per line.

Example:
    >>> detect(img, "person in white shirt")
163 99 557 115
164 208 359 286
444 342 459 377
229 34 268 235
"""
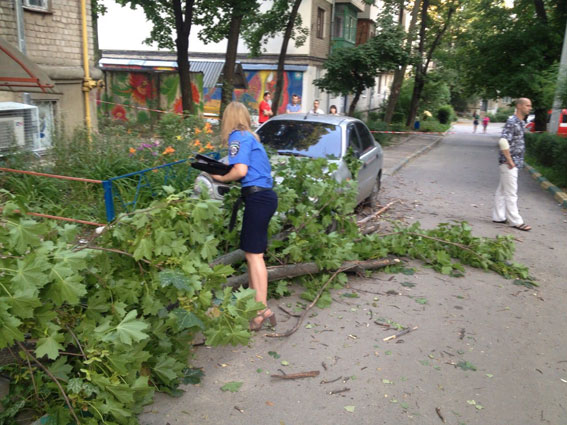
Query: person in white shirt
309 99 324 115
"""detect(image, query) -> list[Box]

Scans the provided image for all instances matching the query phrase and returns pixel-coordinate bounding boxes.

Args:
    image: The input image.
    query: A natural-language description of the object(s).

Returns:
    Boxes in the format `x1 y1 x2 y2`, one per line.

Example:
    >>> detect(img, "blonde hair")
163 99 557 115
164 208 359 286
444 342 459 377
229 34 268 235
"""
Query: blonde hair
221 102 259 144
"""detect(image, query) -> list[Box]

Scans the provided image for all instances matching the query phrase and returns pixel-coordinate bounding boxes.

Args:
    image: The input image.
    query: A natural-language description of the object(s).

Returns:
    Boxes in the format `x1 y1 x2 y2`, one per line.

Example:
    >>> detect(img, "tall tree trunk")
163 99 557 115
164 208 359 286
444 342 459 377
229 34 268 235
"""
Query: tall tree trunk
220 12 243 120
405 0 454 128
532 0 548 24
384 0 421 124
406 0 429 128
173 0 195 115
272 0 302 116
348 89 362 116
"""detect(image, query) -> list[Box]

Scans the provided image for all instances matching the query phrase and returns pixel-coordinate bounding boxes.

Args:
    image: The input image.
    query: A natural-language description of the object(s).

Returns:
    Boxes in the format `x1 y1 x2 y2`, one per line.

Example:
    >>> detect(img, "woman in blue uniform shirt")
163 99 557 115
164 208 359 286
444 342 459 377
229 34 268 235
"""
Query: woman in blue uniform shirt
210 102 278 331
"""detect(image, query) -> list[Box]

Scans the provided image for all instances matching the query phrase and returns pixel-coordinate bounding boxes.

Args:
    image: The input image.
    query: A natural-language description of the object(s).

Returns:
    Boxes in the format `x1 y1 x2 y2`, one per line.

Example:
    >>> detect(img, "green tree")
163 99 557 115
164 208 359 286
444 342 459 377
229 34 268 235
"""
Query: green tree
456 0 567 130
384 0 422 124
315 16 407 116
405 0 458 127
194 0 260 119
242 0 308 115
115 0 195 115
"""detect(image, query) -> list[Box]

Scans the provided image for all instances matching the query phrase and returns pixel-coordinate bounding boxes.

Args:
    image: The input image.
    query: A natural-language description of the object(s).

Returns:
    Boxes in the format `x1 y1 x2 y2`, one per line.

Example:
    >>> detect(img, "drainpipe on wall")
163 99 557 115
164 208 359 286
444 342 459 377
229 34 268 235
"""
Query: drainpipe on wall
14 0 30 104
80 0 95 133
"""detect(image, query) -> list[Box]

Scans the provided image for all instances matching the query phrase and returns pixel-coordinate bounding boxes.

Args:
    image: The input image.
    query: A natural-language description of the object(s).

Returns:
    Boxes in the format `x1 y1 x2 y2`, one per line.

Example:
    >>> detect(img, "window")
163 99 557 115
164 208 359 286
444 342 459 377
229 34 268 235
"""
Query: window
23 0 50 12
317 8 325 39
354 122 375 152
334 15 343 38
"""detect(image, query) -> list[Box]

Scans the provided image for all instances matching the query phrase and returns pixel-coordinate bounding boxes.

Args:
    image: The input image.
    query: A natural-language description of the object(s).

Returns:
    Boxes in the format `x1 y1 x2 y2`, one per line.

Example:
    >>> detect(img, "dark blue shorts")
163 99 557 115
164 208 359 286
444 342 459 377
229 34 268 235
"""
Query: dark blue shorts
241 189 278 253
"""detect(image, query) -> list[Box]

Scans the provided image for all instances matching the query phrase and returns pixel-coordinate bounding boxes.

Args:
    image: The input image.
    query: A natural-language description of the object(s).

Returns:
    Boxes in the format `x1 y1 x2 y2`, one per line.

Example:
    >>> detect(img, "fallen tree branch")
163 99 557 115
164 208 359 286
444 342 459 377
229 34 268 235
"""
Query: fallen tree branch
265 266 354 338
383 326 418 342
226 258 400 288
16 341 81 425
357 200 400 225
271 370 320 379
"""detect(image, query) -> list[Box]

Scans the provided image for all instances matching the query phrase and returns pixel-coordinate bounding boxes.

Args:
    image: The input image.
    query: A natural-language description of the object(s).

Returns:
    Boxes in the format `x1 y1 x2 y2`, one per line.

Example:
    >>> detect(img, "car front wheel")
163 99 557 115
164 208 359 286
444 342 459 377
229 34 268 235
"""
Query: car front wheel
368 170 382 206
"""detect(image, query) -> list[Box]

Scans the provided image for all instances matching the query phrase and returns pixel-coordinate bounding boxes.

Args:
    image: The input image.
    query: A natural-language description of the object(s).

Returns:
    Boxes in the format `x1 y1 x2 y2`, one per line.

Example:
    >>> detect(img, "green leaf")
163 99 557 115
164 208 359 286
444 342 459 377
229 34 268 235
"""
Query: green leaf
415 297 428 305
0 305 24 348
268 351 281 359
6 288 41 319
104 310 149 345
159 269 192 292
220 381 243 392
153 355 184 385
457 361 477 371
344 405 356 413
45 272 86 306
35 334 64 360
11 254 51 291
7 219 46 253
48 357 73 381
133 237 154 261
171 308 205 331
181 367 204 385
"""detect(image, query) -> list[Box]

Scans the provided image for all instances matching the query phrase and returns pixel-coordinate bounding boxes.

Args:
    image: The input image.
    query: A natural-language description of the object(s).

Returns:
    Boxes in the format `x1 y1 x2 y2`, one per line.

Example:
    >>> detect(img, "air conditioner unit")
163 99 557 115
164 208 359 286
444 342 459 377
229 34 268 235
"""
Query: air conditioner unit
0 102 40 152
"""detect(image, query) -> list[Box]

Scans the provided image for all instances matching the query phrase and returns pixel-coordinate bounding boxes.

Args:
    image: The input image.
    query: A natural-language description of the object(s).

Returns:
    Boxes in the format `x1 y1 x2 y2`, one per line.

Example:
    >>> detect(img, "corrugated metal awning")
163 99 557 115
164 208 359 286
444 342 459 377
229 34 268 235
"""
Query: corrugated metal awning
98 58 241 89
0 36 56 94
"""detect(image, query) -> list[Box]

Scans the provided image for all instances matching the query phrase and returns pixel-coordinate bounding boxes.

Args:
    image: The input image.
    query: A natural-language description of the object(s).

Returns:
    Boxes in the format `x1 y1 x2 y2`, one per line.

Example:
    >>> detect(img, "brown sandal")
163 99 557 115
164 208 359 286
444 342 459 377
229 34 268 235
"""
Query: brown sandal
513 223 531 231
250 309 277 331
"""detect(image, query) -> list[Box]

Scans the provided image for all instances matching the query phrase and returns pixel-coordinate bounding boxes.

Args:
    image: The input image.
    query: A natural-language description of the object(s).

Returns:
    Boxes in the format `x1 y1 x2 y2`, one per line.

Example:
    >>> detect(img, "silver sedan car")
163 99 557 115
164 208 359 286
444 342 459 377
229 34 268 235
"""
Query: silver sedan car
194 113 383 205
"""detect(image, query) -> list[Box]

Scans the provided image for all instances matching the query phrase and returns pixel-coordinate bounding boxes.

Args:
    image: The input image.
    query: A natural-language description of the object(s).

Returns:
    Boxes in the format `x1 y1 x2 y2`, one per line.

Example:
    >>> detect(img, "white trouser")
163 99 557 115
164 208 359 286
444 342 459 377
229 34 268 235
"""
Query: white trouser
492 164 523 226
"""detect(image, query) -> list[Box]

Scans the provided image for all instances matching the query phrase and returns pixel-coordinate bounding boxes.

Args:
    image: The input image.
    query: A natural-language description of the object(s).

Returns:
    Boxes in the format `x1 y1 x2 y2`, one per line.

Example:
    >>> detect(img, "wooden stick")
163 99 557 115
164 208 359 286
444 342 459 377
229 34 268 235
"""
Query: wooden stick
271 370 320 379
357 200 400 225
383 326 418 342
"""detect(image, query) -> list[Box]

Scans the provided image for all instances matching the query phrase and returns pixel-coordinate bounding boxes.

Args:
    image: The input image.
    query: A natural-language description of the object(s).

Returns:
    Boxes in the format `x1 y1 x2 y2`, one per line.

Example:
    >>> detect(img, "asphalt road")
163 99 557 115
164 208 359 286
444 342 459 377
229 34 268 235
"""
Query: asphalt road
139 123 567 425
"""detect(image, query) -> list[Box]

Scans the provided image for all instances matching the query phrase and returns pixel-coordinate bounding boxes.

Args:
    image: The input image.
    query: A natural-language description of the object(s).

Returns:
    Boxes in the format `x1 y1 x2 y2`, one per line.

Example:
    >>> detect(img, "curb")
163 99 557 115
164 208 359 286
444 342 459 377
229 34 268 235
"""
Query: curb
525 164 567 209
384 135 443 177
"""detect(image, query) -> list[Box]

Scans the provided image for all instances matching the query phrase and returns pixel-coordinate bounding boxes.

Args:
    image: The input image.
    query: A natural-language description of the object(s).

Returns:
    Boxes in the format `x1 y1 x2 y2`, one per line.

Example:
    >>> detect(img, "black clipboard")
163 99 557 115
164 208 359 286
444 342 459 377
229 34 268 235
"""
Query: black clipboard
190 154 233 175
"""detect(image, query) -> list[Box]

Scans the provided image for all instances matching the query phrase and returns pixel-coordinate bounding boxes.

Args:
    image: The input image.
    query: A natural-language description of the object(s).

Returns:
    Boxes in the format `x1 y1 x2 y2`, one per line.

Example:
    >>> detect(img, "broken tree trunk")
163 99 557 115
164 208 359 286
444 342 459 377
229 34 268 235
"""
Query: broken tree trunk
225 258 399 288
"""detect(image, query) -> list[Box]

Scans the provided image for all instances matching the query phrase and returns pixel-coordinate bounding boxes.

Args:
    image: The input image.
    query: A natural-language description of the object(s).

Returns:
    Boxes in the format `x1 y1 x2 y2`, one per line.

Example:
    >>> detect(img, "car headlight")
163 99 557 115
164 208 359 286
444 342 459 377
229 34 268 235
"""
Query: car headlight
194 175 214 197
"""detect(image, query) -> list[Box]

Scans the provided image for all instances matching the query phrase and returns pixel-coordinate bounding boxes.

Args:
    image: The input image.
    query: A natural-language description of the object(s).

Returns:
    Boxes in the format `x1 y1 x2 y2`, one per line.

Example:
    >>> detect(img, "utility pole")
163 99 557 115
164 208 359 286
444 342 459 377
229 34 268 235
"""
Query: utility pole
549 18 567 134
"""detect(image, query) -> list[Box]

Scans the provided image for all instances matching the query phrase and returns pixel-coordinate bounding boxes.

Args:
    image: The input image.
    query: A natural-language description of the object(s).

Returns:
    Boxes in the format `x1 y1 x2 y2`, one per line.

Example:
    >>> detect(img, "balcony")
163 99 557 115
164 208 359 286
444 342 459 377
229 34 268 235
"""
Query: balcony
334 0 366 13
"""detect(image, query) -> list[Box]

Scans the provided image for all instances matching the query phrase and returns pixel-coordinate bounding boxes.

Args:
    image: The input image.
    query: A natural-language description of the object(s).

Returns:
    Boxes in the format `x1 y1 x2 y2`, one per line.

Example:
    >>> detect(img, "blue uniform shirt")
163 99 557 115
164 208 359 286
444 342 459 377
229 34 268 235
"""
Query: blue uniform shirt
228 130 273 188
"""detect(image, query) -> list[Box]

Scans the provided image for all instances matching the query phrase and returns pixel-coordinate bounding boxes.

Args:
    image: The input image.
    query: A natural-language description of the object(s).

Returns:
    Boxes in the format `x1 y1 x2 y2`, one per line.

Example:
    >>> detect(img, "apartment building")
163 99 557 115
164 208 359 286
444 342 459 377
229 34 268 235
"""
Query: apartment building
0 0 100 148
97 0 393 119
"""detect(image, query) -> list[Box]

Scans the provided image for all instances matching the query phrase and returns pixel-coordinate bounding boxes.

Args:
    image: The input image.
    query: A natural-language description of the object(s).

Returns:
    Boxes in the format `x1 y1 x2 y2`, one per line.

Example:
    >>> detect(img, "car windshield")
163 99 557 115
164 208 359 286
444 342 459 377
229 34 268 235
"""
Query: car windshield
257 120 342 159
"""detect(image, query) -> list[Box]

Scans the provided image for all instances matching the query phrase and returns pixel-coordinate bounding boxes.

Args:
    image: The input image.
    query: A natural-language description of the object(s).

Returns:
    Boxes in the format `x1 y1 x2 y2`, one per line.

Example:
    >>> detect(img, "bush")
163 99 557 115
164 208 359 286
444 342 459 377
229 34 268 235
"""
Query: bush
437 105 455 124
488 107 514 123
525 132 567 188
420 119 452 133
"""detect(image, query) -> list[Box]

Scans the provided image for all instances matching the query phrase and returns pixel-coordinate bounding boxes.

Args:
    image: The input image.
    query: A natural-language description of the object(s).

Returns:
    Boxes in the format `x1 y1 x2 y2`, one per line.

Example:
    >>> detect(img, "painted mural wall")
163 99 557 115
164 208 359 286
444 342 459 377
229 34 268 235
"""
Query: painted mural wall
203 70 303 117
97 71 204 125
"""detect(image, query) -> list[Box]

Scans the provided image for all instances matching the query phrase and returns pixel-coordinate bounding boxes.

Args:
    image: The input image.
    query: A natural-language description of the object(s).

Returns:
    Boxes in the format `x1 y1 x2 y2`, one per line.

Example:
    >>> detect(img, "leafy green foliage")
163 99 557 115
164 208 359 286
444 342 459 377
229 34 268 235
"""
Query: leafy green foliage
0 155 536 423
315 15 407 114
525 132 567 188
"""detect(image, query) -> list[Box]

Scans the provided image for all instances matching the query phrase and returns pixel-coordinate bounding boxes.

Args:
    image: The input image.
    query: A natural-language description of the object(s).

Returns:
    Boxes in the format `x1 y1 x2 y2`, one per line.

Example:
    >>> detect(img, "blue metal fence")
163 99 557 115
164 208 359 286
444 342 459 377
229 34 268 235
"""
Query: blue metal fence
102 152 222 222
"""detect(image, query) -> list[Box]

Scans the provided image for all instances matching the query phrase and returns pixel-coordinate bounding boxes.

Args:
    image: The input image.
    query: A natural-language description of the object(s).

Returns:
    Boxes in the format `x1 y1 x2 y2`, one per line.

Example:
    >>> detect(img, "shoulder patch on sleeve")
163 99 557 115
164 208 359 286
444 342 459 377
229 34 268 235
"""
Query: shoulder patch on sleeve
229 141 240 157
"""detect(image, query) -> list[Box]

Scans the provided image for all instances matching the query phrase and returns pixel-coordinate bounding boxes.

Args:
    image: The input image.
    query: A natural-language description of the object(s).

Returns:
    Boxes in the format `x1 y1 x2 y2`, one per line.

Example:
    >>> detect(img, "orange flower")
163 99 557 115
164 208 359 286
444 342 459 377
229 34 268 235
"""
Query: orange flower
194 127 202 135
205 142 214 150
204 122 212 131
129 147 136 154
206 128 213 134
199 146 205 153
193 139 201 147
152 169 159 173
162 146 175 155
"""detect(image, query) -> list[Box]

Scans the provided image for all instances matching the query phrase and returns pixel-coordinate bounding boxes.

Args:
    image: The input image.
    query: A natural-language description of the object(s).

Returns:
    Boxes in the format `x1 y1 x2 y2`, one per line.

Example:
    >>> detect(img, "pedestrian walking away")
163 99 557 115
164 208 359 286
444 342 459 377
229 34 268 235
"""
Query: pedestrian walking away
492 98 532 231
258 91 273 124
473 111 479 133
482 115 490 133
210 102 279 330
